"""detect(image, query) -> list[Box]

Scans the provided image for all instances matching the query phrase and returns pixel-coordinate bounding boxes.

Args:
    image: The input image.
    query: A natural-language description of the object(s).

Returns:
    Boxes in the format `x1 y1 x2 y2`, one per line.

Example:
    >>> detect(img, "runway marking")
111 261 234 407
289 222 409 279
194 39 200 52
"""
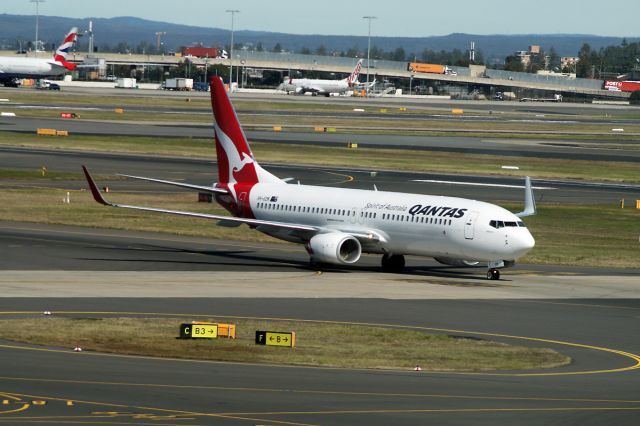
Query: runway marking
322 171 354 184
0 311 639 377
0 392 316 426
0 418 192 425
508 299 640 311
412 179 556 190
2 380 639 404
3 390 640 423
0 399 30 415
218 407 640 417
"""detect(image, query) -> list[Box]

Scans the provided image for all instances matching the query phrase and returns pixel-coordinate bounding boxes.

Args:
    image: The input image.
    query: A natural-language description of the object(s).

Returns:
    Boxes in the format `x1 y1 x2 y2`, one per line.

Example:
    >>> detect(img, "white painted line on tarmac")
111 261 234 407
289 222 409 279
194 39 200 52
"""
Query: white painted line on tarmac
412 179 556 190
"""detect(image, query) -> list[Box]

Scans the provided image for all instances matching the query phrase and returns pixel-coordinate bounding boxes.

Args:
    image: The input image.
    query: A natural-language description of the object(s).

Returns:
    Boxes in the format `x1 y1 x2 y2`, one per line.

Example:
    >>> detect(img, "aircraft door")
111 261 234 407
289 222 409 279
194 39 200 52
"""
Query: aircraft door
464 211 479 240
350 207 358 224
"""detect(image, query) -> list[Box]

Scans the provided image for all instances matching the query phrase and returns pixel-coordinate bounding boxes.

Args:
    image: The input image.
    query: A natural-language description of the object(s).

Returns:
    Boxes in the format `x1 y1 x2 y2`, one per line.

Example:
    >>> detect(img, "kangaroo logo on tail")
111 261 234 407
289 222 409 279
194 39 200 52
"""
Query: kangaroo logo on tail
347 59 363 87
209 76 282 210
53 27 78 70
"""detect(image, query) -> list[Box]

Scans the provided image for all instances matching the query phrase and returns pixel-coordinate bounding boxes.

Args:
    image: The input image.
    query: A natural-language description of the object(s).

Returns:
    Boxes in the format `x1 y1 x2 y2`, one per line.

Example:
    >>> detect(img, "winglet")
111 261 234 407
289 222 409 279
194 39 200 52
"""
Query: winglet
516 176 536 218
82 165 111 206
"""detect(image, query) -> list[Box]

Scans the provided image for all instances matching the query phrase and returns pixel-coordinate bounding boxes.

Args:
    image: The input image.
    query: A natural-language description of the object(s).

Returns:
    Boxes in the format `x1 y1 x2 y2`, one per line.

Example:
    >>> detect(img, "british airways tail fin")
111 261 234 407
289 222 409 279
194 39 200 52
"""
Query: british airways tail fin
346 59 363 87
209 76 282 186
53 27 78 70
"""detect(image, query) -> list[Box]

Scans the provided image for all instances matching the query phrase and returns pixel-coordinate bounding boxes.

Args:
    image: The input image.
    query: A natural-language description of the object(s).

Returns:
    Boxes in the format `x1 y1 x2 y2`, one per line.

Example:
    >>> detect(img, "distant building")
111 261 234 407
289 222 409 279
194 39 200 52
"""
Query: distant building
561 56 579 71
515 45 543 67
516 50 531 66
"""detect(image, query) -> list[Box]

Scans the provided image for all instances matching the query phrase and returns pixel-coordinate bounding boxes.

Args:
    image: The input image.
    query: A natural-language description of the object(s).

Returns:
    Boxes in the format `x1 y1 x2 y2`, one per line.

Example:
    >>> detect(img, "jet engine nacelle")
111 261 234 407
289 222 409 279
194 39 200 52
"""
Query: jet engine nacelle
434 257 480 267
294 87 304 94
307 232 362 265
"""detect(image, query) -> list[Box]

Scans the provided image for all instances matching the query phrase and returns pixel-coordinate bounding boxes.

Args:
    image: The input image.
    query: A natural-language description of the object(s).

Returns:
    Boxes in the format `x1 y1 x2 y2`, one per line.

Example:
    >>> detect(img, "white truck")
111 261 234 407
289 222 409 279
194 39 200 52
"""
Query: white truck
115 78 137 89
163 78 193 91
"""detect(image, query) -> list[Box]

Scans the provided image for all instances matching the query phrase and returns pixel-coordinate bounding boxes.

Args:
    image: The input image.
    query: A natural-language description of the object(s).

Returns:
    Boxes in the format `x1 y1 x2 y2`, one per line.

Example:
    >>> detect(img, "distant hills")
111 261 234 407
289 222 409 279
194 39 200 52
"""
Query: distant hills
1 14 637 62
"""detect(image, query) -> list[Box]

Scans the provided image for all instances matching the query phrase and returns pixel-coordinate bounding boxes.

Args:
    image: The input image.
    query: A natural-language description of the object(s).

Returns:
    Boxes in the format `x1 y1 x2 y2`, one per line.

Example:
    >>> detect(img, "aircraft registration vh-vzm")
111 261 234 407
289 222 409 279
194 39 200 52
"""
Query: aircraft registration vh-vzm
83 76 536 280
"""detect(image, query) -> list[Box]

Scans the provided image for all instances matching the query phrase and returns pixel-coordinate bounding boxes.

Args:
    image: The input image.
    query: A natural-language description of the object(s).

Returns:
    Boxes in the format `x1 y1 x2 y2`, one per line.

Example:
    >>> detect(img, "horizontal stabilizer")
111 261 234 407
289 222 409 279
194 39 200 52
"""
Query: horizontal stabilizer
117 173 228 194
83 165 318 233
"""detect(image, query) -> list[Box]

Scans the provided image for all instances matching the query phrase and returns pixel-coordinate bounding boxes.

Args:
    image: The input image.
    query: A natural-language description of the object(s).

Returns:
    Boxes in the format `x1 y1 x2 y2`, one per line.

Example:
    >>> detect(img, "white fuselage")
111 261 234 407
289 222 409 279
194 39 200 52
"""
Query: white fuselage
246 183 534 262
0 56 65 80
283 78 353 95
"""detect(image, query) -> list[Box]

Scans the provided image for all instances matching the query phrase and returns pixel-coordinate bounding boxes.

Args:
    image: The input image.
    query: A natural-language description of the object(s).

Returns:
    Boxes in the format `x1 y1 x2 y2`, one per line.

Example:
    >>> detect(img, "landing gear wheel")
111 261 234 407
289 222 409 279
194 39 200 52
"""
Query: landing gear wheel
309 258 321 270
381 254 405 273
487 268 500 280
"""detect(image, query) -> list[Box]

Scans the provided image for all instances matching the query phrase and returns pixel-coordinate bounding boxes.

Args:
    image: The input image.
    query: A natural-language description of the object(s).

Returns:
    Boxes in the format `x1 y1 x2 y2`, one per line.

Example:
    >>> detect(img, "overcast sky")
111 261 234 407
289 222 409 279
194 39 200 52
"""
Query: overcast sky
4 0 639 37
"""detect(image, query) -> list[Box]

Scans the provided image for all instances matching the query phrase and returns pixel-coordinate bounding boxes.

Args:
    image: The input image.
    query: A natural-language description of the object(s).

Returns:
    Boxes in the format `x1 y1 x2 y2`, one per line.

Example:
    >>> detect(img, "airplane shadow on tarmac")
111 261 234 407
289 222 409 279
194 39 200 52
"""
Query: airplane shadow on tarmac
76 243 493 281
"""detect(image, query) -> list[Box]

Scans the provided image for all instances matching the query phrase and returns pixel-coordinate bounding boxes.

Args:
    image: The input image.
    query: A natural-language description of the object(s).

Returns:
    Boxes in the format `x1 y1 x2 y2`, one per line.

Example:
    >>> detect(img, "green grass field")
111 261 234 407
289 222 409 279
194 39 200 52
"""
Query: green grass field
2 131 640 183
0 317 569 371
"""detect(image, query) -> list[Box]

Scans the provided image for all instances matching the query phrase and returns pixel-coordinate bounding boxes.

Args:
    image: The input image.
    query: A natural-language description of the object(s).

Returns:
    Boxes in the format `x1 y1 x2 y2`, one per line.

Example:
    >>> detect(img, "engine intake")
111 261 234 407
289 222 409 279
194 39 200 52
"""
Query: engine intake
307 233 362 265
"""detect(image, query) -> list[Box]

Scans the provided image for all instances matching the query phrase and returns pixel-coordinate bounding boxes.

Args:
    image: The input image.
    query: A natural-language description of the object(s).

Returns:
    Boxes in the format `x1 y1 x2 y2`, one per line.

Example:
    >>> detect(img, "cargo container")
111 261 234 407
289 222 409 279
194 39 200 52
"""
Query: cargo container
182 47 219 58
115 78 137 89
164 78 194 91
407 63 447 74
604 80 640 92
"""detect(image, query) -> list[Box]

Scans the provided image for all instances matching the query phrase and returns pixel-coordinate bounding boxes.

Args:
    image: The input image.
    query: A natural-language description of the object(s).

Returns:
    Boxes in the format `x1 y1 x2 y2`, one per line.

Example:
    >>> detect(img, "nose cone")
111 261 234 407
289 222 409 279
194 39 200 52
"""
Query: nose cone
511 231 535 259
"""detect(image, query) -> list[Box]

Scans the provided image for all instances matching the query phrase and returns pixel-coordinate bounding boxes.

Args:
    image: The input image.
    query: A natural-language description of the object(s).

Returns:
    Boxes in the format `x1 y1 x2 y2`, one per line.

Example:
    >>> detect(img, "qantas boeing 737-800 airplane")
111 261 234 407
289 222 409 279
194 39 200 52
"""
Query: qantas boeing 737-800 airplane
83 76 536 280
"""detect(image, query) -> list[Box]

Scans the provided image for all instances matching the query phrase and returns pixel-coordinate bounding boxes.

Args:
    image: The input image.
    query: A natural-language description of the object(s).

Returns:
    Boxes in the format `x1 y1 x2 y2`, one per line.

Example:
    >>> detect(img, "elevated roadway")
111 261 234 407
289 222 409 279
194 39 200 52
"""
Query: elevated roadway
1 50 626 98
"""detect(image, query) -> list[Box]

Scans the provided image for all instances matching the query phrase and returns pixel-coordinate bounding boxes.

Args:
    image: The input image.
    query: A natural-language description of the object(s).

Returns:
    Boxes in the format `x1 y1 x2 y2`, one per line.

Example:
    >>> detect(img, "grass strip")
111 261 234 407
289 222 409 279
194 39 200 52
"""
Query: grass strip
1 132 640 183
0 317 570 371
8 107 640 134
0 169 81 180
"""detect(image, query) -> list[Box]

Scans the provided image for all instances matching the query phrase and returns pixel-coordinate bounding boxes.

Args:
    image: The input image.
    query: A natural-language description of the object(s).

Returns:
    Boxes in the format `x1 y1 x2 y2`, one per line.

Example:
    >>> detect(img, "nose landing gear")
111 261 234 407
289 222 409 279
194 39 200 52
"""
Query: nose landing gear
487 268 500 280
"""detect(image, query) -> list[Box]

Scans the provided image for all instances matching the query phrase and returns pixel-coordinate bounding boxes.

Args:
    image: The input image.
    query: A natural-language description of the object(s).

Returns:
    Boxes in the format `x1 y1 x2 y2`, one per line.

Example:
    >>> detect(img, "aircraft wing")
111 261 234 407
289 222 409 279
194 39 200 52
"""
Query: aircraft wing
84 166 388 243
83 166 317 233
354 78 376 89
117 173 228 194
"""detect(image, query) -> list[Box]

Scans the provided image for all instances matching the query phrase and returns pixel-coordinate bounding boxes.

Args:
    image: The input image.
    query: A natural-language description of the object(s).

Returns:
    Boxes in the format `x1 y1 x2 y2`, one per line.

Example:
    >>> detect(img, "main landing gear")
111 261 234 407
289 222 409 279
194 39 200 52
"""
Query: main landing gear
381 254 405 273
487 268 500 280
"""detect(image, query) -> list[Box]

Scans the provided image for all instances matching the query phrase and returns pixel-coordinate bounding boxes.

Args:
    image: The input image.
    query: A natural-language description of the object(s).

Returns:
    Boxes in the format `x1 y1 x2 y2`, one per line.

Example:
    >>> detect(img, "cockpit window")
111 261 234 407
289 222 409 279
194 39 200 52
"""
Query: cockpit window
490 220 525 228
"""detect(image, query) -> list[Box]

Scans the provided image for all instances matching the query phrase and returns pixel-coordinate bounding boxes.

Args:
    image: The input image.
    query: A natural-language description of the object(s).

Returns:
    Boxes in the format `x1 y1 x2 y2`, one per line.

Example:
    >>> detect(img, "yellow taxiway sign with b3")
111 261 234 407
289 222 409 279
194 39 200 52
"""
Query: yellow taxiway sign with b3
180 323 218 339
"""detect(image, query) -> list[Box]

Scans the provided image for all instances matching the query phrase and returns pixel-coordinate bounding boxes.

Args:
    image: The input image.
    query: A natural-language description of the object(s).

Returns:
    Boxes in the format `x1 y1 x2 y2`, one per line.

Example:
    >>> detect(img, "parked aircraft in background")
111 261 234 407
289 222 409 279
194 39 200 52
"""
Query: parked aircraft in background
83 76 536 280
281 59 365 96
0 27 78 87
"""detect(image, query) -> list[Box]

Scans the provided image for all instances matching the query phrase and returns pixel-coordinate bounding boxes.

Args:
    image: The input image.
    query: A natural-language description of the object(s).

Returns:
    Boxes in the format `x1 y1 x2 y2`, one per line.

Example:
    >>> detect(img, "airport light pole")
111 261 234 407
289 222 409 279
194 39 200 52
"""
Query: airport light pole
30 0 46 54
362 15 376 96
226 9 239 93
